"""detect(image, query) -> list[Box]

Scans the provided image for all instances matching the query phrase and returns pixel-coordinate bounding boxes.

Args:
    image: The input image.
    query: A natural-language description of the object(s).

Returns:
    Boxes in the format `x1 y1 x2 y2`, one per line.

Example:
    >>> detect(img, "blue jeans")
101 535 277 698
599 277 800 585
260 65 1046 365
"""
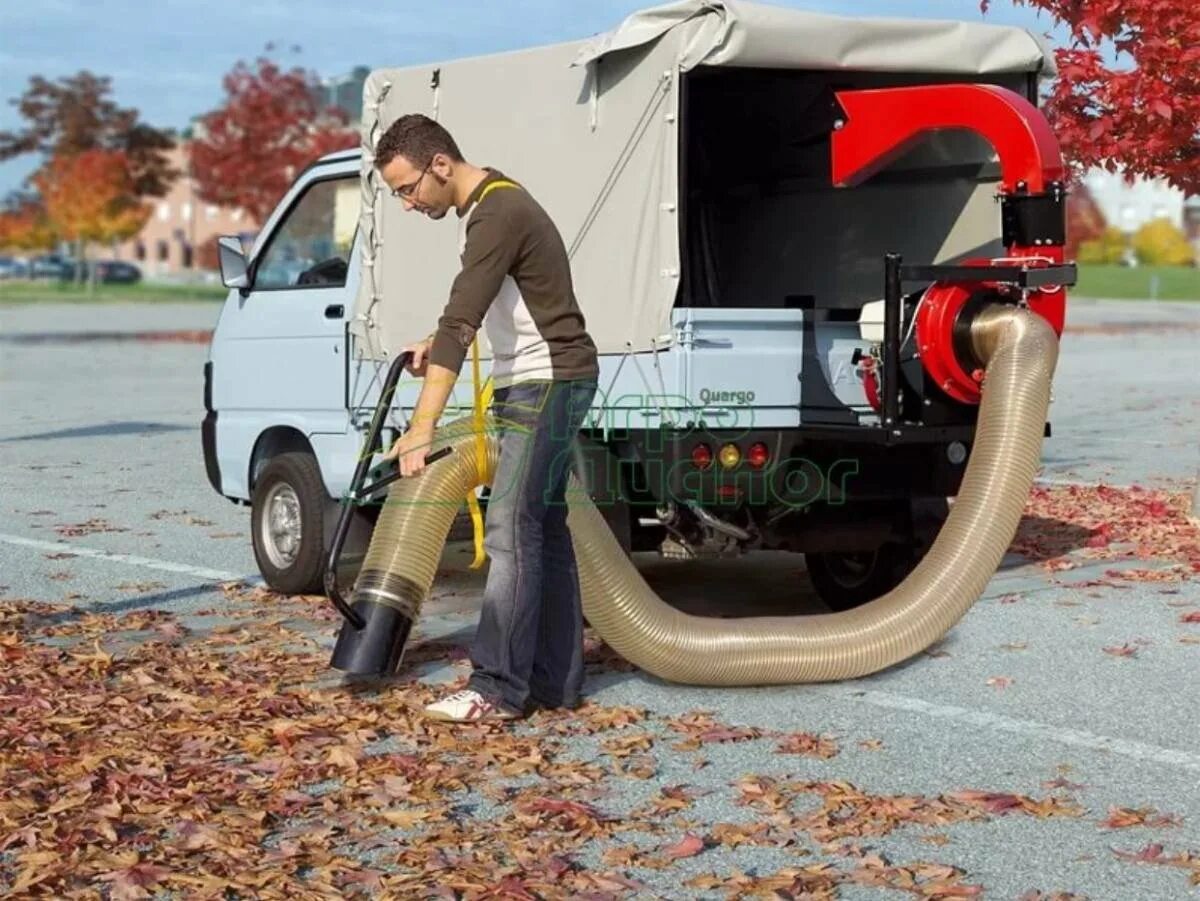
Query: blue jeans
467 378 598 714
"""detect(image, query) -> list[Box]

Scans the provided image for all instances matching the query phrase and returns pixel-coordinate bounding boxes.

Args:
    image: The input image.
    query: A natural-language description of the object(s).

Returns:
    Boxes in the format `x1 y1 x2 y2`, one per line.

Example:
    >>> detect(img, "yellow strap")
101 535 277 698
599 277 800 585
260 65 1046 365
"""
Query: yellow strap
466 336 492 569
464 179 519 570
477 179 520 203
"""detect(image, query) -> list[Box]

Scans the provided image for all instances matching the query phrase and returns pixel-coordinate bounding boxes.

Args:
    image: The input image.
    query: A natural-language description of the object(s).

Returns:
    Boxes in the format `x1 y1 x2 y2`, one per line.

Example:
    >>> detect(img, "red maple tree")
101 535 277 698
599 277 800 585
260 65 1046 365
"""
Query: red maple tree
189 58 358 222
985 0 1200 194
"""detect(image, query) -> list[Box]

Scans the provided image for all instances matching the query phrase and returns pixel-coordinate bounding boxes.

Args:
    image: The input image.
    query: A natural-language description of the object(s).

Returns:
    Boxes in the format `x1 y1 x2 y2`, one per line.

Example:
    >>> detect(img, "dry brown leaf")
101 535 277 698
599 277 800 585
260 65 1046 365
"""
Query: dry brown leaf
776 731 840 759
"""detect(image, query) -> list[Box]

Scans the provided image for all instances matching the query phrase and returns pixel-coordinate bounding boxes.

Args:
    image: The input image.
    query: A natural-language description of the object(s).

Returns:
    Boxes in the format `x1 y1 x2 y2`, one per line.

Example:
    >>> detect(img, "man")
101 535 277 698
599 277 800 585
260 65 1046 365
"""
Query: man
376 114 600 724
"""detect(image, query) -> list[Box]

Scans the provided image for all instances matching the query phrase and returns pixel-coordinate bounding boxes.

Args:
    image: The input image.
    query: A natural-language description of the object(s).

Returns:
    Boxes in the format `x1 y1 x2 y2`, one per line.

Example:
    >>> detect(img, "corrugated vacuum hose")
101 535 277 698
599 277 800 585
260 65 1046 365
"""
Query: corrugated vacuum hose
337 305 1057 683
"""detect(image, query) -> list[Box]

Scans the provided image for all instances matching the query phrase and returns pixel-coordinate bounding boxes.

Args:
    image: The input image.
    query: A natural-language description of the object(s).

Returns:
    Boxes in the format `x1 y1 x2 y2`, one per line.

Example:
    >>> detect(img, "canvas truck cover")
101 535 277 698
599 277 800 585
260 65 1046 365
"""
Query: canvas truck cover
351 0 1052 363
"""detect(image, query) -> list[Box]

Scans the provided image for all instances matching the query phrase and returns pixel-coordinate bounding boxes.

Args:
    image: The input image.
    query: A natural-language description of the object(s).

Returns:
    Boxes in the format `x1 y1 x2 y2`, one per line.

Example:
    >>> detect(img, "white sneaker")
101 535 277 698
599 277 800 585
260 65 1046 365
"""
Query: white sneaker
423 688 520 723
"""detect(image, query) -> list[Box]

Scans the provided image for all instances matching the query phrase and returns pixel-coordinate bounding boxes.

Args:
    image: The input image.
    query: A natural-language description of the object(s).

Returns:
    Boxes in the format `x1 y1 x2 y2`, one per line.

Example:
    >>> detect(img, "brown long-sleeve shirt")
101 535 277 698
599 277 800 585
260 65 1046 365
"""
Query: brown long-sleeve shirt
427 169 600 389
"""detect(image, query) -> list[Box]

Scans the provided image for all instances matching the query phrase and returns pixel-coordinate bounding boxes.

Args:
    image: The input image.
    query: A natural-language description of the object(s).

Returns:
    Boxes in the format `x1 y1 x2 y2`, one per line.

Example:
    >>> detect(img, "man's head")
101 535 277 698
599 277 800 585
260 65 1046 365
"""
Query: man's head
374 114 465 220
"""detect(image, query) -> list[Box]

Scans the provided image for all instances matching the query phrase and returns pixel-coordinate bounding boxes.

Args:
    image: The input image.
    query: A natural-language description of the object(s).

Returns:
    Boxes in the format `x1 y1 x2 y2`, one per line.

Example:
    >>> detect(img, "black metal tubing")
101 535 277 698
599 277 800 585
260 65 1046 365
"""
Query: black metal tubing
883 253 902 428
898 263 1077 289
871 253 1066 440
324 351 453 629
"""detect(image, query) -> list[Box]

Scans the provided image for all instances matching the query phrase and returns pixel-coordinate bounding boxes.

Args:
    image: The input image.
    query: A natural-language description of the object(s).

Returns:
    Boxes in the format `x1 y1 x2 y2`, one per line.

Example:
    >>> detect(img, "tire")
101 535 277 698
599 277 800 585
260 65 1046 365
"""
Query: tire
251 451 330 594
805 497 949 612
804 543 915 612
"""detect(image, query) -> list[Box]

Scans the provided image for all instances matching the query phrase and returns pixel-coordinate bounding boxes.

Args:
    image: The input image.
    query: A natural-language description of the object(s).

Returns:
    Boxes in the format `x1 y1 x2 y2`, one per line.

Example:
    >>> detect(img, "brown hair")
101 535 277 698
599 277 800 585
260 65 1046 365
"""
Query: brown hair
374 114 463 170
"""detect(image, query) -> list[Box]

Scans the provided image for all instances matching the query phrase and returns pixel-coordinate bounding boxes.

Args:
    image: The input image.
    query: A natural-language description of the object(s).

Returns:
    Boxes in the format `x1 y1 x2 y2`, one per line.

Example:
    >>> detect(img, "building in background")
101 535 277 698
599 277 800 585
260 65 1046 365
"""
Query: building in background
1185 197 1200 255
113 143 256 279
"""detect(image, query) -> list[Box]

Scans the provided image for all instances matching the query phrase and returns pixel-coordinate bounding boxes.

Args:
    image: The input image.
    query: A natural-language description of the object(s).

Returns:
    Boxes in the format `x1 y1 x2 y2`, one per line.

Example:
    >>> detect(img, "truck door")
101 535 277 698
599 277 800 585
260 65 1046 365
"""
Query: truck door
216 171 359 436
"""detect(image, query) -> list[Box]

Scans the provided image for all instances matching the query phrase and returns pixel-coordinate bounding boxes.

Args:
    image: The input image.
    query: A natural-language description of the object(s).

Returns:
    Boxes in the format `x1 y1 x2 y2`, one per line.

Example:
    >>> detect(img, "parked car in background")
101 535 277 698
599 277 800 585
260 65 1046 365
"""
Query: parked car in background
97 261 142 284
59 260 143 284
100 260 141 281
29 254 71 279
0 256 30 279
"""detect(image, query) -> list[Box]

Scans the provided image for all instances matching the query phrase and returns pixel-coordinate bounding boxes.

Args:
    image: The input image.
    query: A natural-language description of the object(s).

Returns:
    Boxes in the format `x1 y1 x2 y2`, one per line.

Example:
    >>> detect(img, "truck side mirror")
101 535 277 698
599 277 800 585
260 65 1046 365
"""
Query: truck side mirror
217 236 250 290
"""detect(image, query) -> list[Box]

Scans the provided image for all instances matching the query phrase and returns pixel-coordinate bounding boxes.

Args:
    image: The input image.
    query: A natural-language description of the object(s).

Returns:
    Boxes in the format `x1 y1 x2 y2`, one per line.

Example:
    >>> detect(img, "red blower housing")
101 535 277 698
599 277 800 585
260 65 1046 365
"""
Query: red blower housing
832 84 1069 404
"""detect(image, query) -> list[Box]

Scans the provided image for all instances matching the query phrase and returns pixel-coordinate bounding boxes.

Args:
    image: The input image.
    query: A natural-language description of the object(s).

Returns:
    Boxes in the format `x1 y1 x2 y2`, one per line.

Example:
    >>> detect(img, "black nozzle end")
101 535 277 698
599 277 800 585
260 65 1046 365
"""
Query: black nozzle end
329 599 414 676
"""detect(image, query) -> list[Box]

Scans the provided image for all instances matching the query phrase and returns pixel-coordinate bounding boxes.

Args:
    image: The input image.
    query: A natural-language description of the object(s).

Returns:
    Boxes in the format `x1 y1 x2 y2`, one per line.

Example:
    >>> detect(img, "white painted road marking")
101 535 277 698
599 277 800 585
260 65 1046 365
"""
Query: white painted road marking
0 532 254 583
813 685 1200 774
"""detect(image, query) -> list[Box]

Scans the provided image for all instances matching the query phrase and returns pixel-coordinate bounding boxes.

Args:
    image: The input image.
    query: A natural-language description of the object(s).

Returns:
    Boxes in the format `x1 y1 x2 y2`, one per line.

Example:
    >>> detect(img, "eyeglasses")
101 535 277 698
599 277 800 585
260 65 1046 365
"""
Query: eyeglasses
390 161 431 199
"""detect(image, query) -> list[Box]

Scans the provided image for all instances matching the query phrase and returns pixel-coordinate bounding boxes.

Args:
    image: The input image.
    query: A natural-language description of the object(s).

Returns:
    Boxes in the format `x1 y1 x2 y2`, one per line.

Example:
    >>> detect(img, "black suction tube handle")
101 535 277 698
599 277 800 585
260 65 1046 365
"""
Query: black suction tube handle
326 351 461 628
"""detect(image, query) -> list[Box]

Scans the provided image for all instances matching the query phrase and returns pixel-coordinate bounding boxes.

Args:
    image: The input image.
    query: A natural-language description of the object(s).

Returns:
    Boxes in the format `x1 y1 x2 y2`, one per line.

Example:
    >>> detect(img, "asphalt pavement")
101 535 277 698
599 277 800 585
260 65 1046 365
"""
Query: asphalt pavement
1 297 1198 898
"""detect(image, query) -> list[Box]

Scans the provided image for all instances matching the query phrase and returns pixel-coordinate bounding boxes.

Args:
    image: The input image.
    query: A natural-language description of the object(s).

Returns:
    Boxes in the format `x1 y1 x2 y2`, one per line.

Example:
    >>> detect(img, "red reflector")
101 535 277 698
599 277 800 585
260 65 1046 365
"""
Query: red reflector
747 442 770 468
691 443 713 468
718 485 738 497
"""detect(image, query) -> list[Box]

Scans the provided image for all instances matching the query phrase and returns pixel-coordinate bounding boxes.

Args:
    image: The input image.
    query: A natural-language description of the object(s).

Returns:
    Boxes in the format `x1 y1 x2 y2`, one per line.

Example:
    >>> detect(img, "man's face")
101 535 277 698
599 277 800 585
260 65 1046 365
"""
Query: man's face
380 153 453 220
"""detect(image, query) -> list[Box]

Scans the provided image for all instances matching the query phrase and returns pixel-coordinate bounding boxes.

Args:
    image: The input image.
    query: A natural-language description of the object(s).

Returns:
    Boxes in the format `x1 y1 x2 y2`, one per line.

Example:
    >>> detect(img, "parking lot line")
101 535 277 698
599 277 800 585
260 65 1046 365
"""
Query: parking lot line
0 532 252 583
812 685 1200 774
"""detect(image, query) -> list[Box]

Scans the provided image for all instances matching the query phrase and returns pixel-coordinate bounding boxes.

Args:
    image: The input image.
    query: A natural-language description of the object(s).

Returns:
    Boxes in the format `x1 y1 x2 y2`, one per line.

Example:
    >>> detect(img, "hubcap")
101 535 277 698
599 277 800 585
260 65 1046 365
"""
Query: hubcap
261 483 303 569
825 550 878 589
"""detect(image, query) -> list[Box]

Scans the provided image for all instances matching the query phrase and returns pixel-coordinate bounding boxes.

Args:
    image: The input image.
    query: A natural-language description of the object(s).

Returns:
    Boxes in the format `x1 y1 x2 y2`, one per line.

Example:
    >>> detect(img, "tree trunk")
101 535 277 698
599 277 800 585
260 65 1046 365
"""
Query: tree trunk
75 238 85 286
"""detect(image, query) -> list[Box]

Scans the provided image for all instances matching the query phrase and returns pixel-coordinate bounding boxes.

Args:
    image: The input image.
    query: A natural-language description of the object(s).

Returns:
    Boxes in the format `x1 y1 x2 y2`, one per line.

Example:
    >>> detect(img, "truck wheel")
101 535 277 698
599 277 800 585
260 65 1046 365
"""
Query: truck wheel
803 544 914 612
805 497 950 612
251 452 329 594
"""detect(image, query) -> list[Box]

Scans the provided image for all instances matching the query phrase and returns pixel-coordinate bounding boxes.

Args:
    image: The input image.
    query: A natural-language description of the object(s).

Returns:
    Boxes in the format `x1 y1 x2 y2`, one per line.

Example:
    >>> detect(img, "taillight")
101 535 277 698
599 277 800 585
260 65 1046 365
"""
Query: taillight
718 443 741 469
691 443 713 469
747 442 769 469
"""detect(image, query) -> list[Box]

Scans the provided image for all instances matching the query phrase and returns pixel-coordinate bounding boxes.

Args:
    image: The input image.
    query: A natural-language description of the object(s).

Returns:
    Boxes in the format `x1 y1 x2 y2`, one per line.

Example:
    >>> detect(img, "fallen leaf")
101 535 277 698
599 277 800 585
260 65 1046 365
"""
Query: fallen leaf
663 833 706 859
775 731 840 759
1103 643 1138 658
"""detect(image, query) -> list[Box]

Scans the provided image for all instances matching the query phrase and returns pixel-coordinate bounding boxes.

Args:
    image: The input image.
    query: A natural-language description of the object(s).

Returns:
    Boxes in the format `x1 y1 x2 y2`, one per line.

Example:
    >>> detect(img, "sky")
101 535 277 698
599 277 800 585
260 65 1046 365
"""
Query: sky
0 0 1068 197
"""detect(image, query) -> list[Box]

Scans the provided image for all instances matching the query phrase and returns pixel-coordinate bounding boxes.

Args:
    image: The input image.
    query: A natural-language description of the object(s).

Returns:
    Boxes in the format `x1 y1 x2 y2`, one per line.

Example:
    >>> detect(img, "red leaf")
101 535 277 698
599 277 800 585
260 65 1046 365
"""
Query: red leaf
1113 842 1164 863
698 727 758 743
1086 524 1112 548
663 833 706 859
98 863 171 901
1179 611 1200 624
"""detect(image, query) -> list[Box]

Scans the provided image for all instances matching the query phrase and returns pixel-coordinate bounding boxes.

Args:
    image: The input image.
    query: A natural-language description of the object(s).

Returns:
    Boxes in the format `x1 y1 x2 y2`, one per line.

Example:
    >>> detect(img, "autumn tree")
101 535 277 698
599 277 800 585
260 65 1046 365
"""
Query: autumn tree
1132 218 1195 265
0 71 176 196
1064 182 1107 258
985 0 1200 194
0 195 57 252
33 150 150 288
1077 226 1128 264
190 58 358 222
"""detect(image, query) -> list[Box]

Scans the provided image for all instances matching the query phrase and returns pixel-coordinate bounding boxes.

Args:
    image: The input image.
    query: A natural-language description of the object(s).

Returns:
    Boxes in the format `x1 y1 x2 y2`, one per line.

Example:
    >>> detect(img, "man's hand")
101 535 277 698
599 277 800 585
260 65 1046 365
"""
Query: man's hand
382 425 435 477
403 336 435 377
